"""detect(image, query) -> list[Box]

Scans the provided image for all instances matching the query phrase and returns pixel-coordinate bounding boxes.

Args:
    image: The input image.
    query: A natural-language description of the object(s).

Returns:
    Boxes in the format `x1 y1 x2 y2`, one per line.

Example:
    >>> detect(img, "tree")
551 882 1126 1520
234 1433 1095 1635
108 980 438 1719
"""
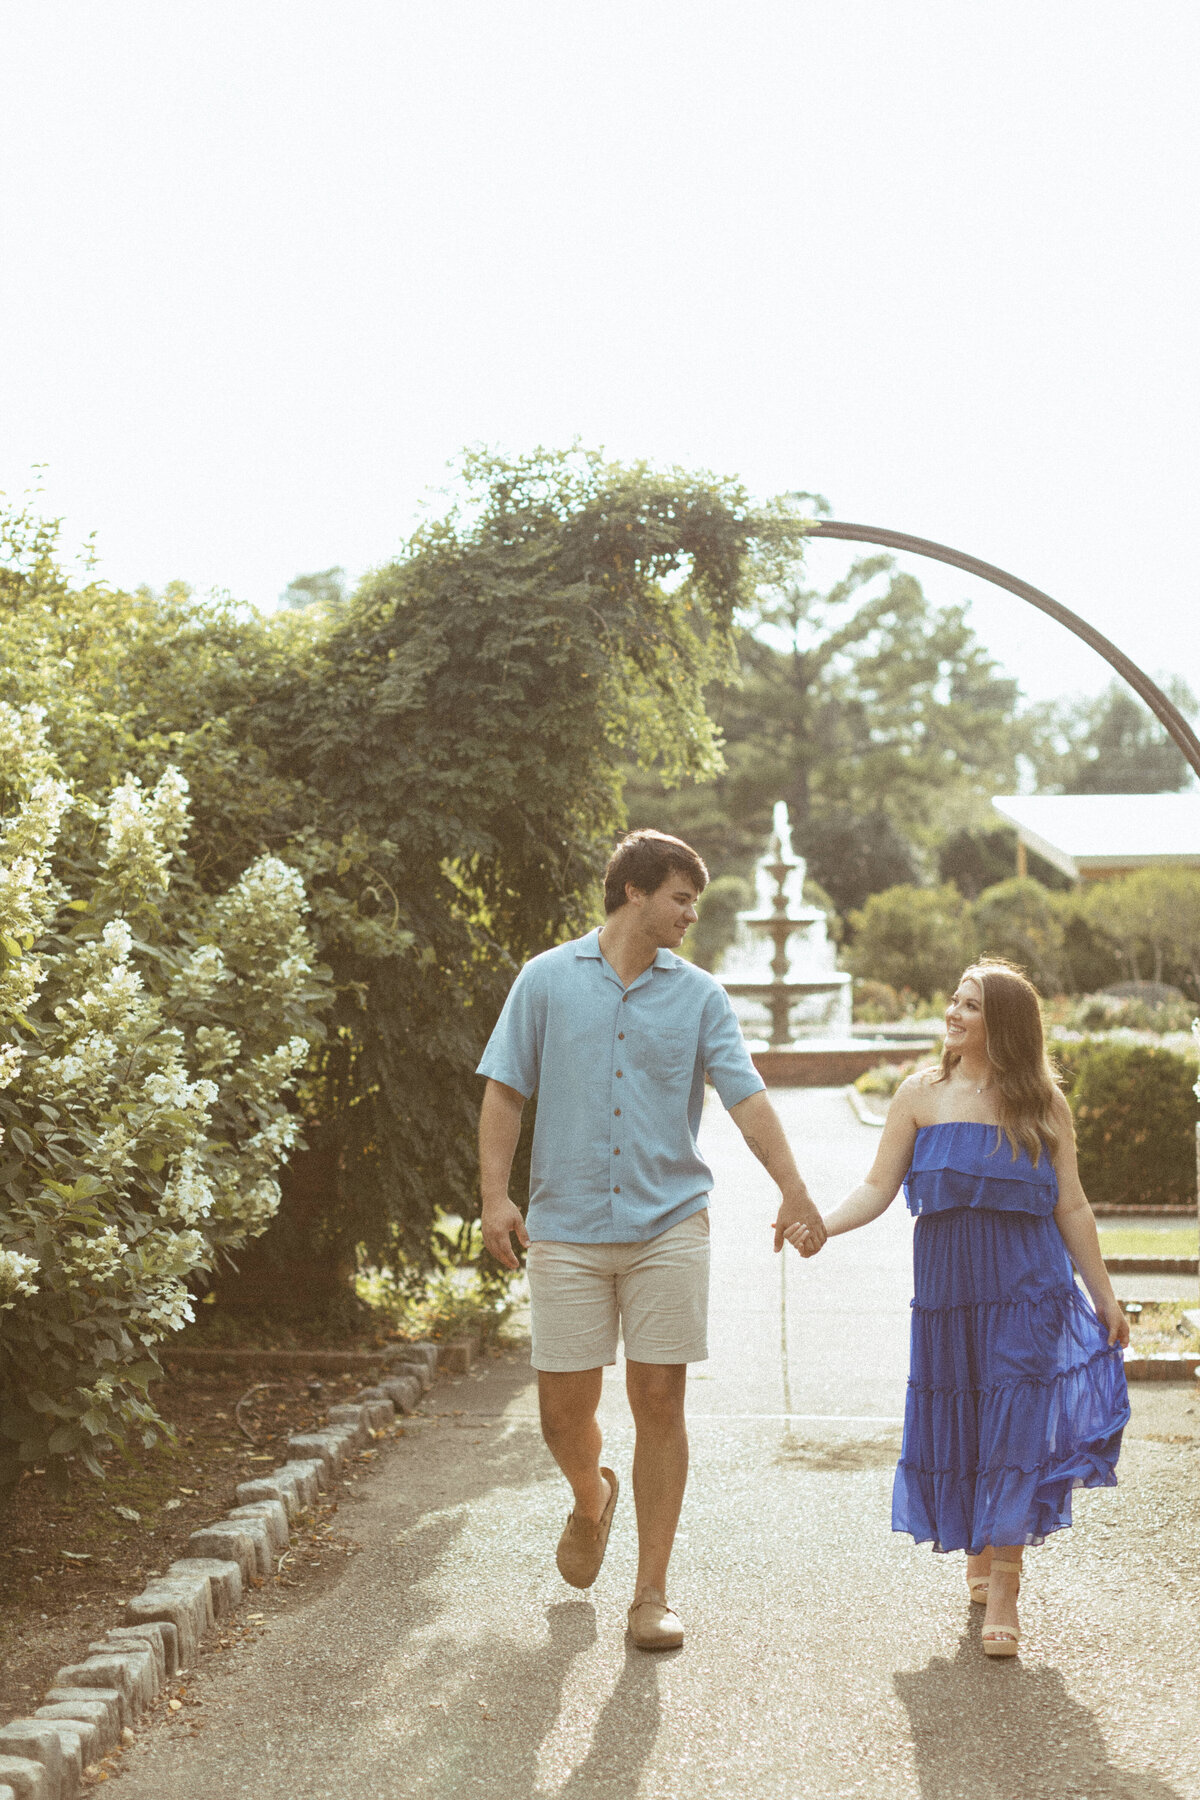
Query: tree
844 884 977 1002
969 877 1065 994
624 553 1025 898
1021 679 1198 795
279 567 347 614
1083 867 1200 997
798 809 919 916
687 875 751 972
938 826 1071 899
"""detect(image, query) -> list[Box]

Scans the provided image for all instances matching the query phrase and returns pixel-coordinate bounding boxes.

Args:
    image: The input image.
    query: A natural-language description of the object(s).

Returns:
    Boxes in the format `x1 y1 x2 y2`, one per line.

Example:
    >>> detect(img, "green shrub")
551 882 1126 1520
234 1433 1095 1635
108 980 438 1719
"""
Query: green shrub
852 978 905 1024
1068 988 1195 1034
845 883 976 1003
1046 1036 1105 1096
854 1058 928 1097
1069 1042 1198 1208
969 877 1065 995
688 875 752 972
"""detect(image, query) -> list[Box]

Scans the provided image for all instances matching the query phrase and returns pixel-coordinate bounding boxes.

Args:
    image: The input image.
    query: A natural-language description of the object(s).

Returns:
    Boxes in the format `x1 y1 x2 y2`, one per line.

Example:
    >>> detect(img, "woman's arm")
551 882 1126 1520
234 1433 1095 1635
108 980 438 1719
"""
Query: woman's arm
1048 1090 1129 1349
785 1075 923 1255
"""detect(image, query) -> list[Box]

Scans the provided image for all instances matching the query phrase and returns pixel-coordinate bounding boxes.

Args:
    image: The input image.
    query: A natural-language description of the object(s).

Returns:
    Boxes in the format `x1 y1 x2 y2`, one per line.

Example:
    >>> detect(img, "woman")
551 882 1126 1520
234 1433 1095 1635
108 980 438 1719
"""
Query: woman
788 961 1130 1657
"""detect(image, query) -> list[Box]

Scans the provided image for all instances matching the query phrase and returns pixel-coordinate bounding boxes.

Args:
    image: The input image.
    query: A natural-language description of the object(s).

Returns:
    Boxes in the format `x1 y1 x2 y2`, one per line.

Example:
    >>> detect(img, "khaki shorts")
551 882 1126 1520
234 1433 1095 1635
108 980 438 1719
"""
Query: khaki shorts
527 1209 710 1372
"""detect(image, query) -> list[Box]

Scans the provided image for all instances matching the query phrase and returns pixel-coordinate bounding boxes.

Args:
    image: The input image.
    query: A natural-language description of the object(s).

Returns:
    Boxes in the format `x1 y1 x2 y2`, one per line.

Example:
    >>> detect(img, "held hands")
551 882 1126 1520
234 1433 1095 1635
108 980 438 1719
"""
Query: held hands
481 1195 530 1271
782 1219 826 1258
773 1189 828 1257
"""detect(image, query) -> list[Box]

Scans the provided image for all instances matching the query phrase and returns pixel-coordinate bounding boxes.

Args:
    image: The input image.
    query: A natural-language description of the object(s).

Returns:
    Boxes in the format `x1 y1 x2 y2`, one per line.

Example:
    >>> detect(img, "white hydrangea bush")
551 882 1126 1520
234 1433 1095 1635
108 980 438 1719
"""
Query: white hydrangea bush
0 703 326 1486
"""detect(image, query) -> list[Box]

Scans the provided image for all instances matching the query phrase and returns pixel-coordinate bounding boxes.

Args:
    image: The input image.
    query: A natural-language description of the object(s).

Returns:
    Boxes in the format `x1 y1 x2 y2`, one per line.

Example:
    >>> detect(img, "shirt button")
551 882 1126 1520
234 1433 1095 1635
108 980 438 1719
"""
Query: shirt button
621 995 628 1003
613 1184 621 1194
615 1069 622 1078
618 1031 625 1040
614 1107 621 1116
613 1146 620 1155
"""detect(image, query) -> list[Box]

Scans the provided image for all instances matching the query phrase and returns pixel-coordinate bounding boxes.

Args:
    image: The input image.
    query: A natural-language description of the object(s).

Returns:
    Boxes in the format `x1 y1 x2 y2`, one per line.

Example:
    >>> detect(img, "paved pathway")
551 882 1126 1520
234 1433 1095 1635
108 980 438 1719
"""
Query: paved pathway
119 1089 1200 1799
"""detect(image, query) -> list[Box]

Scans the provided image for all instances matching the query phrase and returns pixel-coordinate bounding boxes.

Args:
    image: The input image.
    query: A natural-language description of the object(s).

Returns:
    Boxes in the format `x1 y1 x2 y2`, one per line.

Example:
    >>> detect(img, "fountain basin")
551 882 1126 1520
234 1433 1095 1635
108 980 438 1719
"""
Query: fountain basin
748 1034 940 1088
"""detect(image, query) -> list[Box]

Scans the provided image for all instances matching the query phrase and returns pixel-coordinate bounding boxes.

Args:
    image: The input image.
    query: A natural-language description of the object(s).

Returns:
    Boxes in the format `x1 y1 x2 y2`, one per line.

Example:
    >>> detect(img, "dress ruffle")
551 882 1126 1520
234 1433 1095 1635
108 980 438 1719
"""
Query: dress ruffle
904 1121 1058 1218
892 1132 1129 1555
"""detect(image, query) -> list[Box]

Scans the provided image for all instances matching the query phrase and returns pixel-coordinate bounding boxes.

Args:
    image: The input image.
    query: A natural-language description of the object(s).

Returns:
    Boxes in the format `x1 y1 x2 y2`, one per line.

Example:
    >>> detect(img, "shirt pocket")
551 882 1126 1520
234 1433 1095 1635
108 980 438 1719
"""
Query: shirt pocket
628 1026 694 1084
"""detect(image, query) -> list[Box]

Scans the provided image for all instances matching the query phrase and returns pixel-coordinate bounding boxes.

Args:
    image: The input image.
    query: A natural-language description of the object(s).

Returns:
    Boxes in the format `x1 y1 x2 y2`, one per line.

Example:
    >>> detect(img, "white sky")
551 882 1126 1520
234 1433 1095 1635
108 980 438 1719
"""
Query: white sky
2 1 1198 708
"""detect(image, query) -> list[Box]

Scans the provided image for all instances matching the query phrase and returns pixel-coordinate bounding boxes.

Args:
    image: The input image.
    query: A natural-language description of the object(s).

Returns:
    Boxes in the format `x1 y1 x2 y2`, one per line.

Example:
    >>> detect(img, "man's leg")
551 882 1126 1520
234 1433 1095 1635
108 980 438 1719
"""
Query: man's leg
538 1368 610 1523
625 1360 689 1597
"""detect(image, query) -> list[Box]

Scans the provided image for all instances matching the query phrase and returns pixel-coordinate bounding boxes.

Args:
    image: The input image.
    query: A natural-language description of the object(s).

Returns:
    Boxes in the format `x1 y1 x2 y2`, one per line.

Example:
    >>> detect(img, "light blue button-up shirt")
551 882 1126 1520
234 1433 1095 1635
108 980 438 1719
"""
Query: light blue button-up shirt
477 927 765 1244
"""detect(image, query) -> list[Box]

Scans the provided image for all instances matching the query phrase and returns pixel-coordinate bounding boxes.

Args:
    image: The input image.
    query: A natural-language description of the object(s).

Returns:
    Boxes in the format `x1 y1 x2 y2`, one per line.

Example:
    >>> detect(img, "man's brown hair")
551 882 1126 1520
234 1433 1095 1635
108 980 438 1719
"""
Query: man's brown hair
602 830 709 914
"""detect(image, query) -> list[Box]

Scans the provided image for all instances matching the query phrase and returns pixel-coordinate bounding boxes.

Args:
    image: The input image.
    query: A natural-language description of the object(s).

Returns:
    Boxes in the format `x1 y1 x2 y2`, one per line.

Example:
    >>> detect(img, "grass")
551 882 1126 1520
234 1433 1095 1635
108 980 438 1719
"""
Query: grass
1098 1228 1199 1259
1126 1300 1200 1355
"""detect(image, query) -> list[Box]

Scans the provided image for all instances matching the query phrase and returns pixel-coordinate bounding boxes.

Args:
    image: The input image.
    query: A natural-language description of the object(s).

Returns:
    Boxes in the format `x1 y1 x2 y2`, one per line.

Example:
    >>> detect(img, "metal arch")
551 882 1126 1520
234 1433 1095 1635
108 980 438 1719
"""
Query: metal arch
805 520 1200 782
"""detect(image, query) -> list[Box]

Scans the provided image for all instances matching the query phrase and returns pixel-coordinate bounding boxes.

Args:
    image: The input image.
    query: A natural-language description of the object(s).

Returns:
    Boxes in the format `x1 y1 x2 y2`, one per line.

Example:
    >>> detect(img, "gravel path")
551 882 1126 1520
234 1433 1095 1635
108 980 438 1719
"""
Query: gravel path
116 1089 1200 1800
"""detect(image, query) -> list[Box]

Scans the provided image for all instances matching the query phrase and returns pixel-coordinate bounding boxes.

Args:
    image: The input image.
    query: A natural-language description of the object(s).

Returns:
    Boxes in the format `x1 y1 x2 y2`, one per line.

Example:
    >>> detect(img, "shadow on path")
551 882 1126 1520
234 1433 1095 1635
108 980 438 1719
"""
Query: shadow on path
375 1602 662 1800
895 1614 1184 1800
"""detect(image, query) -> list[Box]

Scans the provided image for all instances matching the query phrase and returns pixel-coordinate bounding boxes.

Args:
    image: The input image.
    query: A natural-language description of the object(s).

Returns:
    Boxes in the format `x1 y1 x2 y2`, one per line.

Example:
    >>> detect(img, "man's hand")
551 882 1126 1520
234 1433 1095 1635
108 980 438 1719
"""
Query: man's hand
781 1218 825 1258
773 1187 827 1256
481 1195 530 1271
479 1080 528 1269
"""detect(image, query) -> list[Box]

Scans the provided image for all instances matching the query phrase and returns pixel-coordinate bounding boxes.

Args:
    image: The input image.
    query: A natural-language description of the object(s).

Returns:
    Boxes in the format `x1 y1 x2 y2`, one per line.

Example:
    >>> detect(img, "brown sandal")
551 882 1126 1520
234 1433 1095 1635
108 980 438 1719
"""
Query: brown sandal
555 1468 619 1589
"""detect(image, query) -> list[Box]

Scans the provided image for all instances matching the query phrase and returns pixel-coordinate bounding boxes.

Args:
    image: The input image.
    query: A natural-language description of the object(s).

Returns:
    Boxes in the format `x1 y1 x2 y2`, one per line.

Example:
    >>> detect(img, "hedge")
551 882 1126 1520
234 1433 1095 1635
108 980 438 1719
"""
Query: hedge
1054 1039 1198 1208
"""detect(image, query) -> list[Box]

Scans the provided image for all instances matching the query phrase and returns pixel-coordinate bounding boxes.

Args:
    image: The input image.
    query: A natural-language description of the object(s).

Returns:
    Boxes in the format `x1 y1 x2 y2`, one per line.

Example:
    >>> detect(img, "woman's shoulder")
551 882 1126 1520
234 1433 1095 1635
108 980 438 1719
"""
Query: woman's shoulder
893 1064 945 1120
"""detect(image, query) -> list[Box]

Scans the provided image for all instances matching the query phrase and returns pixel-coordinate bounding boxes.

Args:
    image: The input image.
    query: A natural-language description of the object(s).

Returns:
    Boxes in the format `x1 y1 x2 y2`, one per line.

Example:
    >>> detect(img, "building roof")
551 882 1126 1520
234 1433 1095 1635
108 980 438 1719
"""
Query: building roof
991 792 1200 880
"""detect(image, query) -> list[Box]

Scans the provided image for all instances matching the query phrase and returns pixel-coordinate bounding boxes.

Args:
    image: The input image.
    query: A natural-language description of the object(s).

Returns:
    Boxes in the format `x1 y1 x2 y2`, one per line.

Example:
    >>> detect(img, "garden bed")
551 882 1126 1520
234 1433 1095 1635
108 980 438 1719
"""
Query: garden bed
0 1361 405 1727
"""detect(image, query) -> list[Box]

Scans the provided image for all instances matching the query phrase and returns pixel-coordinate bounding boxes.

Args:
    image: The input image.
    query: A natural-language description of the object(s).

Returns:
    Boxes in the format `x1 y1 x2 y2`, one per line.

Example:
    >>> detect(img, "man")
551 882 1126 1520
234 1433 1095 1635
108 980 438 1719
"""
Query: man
477 828 826 1650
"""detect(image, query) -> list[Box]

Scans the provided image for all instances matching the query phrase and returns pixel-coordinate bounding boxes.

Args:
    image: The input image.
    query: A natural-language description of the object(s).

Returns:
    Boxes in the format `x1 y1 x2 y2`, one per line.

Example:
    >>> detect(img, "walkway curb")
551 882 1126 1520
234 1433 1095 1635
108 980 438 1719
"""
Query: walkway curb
843 1085 885 1128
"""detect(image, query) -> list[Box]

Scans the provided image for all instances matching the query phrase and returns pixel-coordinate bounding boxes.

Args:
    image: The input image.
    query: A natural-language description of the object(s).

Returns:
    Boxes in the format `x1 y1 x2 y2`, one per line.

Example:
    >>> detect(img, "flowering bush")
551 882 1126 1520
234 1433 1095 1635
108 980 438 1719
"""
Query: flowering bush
0 700 326 1488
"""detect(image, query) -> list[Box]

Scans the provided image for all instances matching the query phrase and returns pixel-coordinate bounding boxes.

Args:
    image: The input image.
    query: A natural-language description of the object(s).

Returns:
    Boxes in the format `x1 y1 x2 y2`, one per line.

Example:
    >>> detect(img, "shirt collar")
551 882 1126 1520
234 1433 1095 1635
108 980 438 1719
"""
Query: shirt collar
575 928 682 979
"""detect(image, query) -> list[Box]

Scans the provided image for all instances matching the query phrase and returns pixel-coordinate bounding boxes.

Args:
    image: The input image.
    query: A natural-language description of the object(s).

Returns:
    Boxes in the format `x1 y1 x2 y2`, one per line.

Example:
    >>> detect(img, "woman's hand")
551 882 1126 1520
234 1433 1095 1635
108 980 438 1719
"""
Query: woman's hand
782 1219 825 1258
1094 1291 1130 1349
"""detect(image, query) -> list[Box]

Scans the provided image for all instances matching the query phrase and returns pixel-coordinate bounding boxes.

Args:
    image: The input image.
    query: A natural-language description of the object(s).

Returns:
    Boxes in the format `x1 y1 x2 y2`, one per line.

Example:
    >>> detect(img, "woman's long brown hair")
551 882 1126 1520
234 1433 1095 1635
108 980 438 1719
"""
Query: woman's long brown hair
934 959 1061 1164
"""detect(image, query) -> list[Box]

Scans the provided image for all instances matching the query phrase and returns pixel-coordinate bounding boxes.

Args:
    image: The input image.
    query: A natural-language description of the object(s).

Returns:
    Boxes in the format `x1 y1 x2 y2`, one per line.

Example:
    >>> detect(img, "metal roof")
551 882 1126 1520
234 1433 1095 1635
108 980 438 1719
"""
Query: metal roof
991 792 1200 880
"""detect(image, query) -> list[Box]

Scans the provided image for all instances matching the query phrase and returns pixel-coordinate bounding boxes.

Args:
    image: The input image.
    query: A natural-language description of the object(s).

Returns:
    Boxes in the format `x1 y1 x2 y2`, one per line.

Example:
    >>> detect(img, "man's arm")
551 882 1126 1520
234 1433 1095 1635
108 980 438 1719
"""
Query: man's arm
479 1078 531 1271
728 1089 827 1253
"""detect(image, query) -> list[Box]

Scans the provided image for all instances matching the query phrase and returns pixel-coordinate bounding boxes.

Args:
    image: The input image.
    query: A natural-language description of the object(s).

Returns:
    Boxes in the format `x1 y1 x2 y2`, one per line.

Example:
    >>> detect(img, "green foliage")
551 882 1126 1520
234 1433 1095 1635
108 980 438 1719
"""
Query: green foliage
0 554 329 1485
798 810 919 916
969 877 1066 995
3 455 779 1316
852 978 907 1023
1046 1036 1105 1094
1067 987 1196 1034
844 883 977 1002
625 553 1025 897
279 567 347 614
1079 868 1200 998
233 449 789 1270
686 875 752 972
1067 1041 1198 1207
854 1058 925 1097
938 826 1071 899
1021 679 1198 796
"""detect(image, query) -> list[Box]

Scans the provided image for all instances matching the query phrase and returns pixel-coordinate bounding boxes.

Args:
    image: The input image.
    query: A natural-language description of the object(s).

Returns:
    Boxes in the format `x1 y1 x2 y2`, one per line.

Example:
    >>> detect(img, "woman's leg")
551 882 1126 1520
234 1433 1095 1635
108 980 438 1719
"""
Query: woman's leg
982 1544 1023 1640
965 1546 992 1596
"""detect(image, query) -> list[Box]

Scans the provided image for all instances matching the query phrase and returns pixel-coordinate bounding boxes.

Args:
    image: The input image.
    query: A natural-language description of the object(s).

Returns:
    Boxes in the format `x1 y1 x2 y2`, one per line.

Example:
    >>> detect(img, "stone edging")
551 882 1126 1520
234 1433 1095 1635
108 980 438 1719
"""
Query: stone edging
0 1340 449 1799
843 1085 885 1128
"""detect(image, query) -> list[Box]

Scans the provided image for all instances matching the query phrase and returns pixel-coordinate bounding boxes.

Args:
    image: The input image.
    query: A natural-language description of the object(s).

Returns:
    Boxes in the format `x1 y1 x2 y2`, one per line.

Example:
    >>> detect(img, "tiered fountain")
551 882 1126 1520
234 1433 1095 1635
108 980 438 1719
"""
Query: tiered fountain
718 801 939 1085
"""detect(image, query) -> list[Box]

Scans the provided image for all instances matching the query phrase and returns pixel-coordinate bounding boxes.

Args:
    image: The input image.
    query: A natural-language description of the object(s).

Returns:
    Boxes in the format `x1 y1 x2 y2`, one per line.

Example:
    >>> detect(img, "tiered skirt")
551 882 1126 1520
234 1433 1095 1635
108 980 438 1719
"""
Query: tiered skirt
892 1204 1130 1554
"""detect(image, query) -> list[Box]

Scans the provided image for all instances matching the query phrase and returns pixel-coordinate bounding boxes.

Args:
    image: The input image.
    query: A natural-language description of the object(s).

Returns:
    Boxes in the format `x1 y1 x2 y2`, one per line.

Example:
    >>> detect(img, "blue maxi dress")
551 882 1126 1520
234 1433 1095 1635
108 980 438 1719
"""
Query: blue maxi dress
892 1122 1130 1554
